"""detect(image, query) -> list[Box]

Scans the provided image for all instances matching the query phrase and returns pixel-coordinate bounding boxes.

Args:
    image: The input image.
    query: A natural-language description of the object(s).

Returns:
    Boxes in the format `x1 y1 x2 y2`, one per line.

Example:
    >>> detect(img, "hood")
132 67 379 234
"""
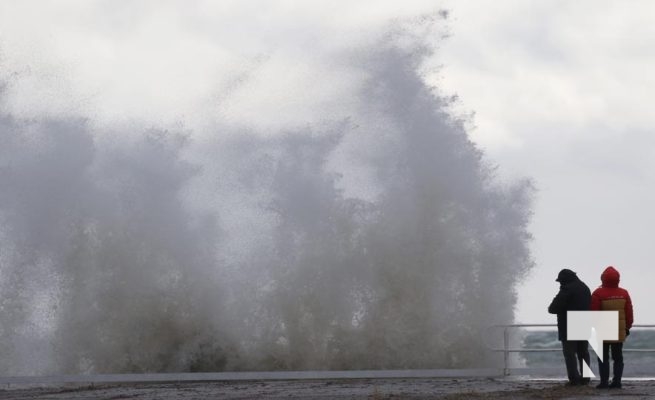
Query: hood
556 268 578 283
601 266 620 288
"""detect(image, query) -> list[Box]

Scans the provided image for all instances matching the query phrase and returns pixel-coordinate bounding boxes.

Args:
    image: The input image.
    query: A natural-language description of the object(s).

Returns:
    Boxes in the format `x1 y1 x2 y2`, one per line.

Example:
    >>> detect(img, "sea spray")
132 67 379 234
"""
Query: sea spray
0 17 534 374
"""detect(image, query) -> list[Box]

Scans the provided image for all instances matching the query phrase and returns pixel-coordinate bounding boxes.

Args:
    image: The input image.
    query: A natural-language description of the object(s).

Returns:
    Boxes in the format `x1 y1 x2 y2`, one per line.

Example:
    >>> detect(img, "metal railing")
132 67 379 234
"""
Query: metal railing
492 324 655 376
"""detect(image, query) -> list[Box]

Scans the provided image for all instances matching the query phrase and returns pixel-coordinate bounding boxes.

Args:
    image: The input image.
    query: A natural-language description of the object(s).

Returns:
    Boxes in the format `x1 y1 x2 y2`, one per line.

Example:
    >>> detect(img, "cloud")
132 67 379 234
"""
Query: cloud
438 0 655 151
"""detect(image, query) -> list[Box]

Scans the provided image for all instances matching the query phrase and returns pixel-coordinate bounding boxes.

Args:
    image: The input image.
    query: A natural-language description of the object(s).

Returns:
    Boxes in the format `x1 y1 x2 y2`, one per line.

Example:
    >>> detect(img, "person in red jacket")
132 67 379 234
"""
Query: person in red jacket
591 266 634 389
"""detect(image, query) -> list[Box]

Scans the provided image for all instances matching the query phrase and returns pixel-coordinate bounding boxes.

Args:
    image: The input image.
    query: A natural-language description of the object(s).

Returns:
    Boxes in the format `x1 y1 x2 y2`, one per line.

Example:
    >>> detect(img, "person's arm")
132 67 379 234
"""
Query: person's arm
625 291 634 329
548 286 569 314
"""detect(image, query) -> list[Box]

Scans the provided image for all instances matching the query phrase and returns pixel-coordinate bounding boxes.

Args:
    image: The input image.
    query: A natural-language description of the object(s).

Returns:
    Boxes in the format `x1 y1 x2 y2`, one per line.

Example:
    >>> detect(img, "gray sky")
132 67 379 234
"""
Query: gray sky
1 0 653 324
437 0 655 323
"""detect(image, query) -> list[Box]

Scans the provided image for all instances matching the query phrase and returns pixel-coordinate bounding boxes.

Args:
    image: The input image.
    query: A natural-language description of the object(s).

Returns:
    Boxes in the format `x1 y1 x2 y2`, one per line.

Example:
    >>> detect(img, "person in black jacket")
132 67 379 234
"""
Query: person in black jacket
548 268 592 386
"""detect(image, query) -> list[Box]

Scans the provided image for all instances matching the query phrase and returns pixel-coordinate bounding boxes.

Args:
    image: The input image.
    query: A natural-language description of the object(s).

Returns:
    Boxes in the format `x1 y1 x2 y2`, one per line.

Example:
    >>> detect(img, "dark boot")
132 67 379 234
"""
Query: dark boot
610 363 624 389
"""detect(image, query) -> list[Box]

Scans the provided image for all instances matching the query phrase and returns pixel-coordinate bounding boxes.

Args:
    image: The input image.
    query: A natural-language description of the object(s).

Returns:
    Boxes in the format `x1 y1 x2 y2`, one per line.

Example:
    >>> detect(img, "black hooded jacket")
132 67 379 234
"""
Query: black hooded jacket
548 269 591 340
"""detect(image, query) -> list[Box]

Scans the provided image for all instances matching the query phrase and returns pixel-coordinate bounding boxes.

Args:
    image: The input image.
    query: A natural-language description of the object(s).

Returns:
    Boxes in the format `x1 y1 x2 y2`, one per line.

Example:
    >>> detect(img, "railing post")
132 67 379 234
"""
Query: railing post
503 327 510 376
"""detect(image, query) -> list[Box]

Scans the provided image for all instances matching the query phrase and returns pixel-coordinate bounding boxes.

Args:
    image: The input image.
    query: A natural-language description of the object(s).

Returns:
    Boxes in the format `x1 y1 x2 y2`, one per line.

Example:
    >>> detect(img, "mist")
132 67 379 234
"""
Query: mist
0 11 533 374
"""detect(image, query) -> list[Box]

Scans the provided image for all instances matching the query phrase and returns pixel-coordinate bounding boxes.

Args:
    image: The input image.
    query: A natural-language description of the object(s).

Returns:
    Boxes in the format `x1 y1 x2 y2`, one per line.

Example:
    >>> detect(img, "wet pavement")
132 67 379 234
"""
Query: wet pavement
1 378 655 399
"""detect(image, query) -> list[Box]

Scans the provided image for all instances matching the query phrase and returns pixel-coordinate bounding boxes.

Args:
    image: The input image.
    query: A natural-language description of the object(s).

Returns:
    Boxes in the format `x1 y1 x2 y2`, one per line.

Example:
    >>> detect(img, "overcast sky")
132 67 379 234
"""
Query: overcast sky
1 0 654 324
437 0 655 324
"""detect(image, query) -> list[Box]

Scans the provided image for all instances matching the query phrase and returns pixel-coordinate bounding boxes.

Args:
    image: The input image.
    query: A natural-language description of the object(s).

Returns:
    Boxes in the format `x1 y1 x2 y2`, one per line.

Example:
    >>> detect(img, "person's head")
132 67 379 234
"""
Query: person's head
601 266 620 288
556 268 578 284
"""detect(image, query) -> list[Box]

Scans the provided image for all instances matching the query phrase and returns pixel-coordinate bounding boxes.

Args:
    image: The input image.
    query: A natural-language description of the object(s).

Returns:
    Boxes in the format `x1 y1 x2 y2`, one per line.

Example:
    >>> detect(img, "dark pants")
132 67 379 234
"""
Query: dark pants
597 342 624 384
562 340 590 382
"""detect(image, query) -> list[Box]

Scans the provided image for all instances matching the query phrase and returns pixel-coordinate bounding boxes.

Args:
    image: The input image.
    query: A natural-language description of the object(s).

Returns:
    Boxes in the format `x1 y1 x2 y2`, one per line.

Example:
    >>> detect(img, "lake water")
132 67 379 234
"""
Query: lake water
519 328 655 377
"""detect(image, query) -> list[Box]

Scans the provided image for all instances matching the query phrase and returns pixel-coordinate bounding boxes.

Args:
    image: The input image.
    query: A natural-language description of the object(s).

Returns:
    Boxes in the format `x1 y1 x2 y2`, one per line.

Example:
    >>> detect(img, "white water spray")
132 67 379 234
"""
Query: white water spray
0 12 533 374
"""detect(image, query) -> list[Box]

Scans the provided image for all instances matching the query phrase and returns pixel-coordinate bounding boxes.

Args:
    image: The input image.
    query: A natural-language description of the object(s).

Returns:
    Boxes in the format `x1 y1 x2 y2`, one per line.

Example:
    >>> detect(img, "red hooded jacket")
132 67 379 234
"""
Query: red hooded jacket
591 266 634 342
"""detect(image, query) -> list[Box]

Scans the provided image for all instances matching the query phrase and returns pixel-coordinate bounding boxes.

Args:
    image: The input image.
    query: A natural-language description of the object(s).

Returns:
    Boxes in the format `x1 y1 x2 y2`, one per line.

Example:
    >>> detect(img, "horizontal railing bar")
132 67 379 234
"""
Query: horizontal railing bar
492 348 655 353
493 324 655 328
492 349 558 352
492 324 555 328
